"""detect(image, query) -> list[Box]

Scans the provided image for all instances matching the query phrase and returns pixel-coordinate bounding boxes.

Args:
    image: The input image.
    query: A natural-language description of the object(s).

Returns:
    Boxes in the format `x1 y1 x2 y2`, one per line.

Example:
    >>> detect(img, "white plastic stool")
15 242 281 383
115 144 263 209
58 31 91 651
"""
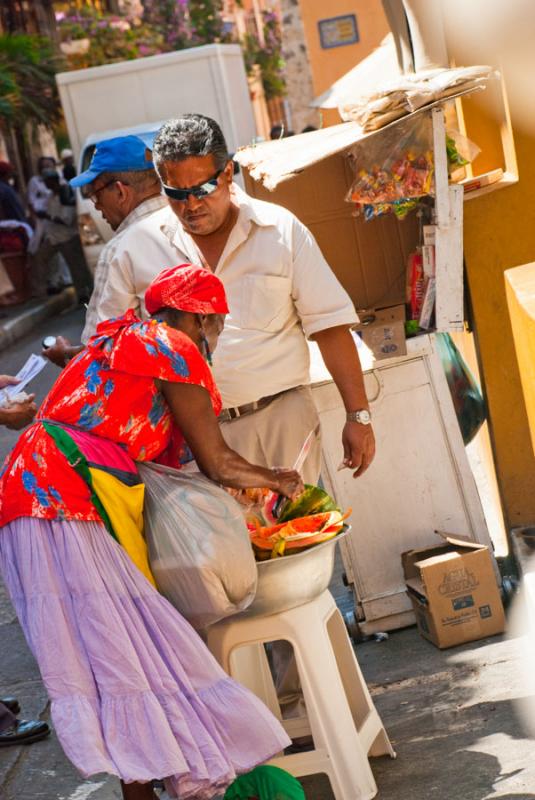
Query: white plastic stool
207 590 395 800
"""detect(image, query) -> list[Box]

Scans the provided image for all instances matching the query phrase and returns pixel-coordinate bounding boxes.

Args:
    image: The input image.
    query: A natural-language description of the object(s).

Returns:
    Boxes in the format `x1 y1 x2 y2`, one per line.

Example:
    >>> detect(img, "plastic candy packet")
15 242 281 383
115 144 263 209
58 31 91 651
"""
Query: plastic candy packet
347 114 480 221
347 113 435 221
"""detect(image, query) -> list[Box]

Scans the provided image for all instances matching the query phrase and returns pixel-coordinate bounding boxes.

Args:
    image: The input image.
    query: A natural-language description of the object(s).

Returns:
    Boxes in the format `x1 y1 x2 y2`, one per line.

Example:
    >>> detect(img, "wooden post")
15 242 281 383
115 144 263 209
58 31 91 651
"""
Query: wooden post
433 105 464 332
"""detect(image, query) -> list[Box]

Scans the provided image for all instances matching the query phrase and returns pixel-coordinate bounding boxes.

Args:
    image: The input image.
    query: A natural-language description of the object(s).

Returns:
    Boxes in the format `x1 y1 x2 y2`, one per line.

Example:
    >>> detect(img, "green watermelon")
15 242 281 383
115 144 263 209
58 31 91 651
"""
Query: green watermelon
276 484 339 523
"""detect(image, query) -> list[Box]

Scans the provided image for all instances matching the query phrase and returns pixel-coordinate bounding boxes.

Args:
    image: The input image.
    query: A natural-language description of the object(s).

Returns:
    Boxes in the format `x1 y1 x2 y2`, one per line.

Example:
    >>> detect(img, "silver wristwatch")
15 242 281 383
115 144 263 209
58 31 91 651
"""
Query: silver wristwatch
346 409 372 425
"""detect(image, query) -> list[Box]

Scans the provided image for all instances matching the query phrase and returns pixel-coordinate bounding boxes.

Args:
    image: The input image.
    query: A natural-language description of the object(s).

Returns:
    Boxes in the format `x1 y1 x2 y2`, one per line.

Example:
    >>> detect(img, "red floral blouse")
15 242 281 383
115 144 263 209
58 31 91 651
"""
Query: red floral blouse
0 311 221 526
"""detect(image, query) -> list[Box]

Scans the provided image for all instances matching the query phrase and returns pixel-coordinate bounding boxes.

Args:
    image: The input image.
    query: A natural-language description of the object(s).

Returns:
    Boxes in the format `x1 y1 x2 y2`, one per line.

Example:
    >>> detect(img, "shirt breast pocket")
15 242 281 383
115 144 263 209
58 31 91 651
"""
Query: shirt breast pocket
240 275 293 332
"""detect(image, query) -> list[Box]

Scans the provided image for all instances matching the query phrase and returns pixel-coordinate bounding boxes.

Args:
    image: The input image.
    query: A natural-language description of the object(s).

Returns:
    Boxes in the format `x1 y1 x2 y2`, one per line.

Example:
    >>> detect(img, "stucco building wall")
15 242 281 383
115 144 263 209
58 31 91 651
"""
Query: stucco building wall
279 0 321 132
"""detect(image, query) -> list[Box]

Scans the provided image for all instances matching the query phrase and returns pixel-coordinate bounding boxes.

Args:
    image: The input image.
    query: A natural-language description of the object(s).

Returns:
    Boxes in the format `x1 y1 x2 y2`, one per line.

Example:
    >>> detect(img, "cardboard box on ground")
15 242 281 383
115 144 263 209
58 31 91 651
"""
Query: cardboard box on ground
243 153 420 347
402 532 505 649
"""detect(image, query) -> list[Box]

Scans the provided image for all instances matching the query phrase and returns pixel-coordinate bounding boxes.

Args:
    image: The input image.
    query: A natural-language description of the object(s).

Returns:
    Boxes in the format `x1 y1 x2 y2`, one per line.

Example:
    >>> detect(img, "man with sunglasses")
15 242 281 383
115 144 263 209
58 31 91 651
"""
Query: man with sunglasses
100 114 374 483
43 136 167 367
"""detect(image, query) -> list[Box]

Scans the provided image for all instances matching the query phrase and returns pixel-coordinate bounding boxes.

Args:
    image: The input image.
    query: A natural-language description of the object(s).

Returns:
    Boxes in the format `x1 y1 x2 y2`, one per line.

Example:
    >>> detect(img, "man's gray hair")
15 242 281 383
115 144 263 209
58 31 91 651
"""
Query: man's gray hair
152 115 230 176
95 168 159 191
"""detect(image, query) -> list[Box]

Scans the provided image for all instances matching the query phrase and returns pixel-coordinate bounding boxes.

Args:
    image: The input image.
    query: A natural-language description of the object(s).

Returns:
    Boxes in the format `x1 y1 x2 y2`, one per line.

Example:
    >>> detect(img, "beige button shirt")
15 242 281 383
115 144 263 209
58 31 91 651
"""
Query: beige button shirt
81 194 167 343
97 185 358 407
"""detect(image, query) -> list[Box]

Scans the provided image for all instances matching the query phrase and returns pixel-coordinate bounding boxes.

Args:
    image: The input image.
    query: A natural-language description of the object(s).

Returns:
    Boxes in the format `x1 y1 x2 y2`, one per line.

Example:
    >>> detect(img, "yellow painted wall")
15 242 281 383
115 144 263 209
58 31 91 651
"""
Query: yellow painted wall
505 263 535 461
462 124 535 529
299 0 390 97
461 92 505 176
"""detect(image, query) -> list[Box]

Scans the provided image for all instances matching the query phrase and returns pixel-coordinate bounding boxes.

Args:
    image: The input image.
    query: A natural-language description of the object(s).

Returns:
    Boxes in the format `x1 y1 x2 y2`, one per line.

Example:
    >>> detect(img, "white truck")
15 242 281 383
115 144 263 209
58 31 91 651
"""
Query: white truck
56 43 256 269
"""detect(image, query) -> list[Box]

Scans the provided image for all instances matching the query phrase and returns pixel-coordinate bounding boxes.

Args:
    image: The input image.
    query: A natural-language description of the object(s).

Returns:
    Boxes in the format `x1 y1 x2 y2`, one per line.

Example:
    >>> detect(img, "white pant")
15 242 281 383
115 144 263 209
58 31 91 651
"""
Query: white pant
220 385 321 483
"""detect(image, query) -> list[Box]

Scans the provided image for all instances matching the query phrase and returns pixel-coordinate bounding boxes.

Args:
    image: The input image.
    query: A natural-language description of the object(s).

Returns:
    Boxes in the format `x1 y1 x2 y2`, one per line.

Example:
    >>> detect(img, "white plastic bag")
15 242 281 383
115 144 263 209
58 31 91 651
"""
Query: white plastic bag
138 462 257 629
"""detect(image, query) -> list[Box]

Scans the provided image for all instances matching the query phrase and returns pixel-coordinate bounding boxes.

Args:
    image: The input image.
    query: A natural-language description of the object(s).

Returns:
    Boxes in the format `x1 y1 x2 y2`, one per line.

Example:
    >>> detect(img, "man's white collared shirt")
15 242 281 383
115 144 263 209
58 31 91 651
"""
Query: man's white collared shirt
97 186 358 407
82 194 168 343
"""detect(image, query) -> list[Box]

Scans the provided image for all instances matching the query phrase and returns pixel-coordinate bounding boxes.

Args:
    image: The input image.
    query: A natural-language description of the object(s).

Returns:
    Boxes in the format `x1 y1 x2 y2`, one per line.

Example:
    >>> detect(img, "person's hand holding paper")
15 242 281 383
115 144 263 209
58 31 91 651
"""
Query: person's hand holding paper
0 355 47 430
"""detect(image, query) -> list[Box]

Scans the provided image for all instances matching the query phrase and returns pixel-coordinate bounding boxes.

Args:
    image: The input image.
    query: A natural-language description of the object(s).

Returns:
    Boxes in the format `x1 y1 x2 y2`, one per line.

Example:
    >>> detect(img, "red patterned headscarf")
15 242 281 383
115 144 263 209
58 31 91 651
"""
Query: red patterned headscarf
145 263 229 315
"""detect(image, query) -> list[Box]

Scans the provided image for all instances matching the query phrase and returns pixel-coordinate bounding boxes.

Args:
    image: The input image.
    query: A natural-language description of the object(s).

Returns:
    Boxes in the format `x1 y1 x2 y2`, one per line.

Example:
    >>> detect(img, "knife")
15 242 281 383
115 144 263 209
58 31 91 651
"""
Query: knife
272 424 320 518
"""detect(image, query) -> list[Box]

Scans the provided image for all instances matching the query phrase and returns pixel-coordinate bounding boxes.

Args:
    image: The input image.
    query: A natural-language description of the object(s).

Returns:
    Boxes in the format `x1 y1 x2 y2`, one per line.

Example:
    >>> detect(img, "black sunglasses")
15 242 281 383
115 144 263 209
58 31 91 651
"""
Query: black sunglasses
162 169 224 201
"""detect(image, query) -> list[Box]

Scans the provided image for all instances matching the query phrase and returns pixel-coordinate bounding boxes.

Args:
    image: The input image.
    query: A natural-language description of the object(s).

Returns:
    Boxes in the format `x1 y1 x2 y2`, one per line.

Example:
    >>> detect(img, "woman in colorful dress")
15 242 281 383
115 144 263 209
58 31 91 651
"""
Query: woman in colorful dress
0 263 303 800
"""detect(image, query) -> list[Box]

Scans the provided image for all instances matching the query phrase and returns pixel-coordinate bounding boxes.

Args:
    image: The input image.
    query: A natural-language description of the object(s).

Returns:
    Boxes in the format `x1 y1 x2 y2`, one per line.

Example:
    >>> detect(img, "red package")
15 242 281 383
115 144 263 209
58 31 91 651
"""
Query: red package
407 251 425 320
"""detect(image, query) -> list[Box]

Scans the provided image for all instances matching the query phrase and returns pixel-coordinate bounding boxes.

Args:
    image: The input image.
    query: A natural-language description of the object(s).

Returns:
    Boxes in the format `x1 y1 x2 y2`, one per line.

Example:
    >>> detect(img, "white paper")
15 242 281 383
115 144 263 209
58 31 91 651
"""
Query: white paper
0 354 48 405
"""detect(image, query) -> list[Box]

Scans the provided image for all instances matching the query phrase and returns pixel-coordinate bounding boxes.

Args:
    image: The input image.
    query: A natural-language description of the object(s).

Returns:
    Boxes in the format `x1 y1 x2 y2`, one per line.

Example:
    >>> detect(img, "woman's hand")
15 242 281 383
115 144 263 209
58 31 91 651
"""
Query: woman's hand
273 468 304 500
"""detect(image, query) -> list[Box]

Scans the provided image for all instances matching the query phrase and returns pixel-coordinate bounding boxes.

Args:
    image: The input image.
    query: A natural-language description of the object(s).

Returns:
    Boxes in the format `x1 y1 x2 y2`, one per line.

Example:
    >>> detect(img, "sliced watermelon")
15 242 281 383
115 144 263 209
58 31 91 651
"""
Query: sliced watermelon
276 485 339 523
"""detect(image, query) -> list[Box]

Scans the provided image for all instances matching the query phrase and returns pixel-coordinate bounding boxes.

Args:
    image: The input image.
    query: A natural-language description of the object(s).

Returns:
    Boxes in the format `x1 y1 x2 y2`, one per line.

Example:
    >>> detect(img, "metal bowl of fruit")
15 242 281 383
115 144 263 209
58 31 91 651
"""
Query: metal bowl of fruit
239 526 349 618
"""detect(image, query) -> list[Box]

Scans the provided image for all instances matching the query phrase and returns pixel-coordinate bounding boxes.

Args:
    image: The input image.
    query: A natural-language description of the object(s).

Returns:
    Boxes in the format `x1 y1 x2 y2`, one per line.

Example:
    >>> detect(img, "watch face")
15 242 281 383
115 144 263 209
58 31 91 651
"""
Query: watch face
359 409 371 424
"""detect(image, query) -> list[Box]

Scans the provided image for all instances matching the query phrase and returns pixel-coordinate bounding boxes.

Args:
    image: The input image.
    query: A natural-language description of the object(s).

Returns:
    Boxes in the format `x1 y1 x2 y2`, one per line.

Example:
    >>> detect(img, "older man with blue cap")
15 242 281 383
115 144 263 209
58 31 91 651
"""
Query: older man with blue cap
44 135 166 367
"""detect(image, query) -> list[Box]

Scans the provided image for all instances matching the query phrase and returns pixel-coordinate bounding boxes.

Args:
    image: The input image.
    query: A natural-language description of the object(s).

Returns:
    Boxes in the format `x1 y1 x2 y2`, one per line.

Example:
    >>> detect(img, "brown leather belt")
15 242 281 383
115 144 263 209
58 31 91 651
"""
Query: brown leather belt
219 388 294 423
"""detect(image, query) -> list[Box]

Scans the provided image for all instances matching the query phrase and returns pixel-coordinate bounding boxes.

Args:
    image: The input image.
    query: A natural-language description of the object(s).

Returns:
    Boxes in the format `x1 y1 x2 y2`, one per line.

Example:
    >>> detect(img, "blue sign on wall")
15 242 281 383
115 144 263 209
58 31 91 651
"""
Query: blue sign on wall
318 14 359 50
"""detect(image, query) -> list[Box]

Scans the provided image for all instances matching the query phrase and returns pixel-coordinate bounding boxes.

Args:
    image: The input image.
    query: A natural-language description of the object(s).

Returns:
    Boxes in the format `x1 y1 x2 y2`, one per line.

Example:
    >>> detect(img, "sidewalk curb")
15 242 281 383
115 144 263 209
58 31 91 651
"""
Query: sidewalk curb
0 288 77 353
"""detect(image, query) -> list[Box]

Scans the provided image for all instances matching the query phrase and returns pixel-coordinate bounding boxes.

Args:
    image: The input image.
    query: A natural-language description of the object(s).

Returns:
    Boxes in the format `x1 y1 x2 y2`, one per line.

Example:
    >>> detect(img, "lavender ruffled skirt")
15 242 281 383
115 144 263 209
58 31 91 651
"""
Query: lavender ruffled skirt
0 517 290 798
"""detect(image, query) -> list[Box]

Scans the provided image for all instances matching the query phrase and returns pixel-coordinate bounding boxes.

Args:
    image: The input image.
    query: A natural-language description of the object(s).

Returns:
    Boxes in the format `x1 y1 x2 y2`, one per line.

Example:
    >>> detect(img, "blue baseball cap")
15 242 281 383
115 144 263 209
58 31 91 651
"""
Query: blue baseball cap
70 135 154 188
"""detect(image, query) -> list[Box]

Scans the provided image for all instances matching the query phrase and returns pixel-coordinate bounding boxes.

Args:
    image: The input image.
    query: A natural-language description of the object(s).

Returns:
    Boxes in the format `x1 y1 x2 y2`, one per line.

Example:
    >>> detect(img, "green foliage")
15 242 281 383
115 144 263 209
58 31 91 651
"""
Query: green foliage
57 6 166 68
57 1 231 69
189 0 232 46
141 0 231 50
242 10 286 100
0 34 61 126
140 0 193 50
0 70 17 122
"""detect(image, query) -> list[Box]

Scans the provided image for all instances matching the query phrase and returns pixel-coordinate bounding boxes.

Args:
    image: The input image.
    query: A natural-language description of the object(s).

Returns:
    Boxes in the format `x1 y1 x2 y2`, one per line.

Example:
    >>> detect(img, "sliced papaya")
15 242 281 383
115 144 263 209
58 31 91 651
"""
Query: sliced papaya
250 510 350 559
251 521 288 540
250 512 336 547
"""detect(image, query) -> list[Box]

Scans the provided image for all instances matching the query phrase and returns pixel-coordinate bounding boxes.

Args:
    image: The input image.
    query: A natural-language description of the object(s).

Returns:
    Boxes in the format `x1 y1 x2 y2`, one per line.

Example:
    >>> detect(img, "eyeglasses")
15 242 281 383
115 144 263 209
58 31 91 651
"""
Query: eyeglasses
84 178 129 204
162 169 223 202
84 179 116 204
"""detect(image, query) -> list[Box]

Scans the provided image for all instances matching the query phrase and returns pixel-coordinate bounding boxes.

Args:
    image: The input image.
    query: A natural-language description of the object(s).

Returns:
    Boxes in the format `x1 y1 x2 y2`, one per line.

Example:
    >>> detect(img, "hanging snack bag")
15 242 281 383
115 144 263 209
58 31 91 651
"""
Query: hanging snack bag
347 112 435 219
